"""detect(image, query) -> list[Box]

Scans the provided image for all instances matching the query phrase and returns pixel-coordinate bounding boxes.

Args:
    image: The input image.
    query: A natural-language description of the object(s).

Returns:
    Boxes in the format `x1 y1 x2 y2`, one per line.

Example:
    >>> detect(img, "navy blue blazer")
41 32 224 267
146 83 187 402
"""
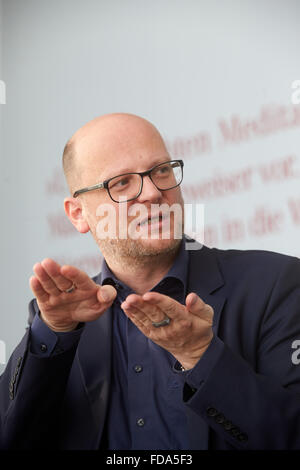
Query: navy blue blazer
1 244 300 449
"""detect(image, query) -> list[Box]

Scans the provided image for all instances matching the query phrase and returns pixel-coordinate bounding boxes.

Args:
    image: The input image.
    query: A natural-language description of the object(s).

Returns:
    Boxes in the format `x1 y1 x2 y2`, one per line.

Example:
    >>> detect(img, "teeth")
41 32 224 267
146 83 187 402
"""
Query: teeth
140 215 161 227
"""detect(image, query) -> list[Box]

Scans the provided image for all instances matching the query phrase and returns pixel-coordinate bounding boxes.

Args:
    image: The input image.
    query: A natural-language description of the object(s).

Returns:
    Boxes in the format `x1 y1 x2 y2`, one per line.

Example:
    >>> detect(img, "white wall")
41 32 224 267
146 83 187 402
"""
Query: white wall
1 0 300 372
0 0 6 370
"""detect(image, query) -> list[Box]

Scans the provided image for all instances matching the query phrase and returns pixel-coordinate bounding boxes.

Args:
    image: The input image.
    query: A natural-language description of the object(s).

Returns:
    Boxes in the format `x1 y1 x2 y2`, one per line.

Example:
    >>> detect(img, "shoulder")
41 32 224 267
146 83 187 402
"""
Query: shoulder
209 246 299 269
211 246 300 276
189 243 300 289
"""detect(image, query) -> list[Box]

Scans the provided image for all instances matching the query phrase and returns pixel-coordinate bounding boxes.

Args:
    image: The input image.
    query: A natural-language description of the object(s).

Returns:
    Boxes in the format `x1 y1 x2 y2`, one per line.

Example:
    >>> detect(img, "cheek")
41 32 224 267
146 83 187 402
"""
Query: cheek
84 197 117 228
164 187 184 207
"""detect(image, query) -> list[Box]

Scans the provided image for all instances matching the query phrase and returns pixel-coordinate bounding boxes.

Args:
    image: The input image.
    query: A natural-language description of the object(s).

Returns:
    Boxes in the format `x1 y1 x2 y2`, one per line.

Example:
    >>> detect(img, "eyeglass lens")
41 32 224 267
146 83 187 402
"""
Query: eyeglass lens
107 161 182 202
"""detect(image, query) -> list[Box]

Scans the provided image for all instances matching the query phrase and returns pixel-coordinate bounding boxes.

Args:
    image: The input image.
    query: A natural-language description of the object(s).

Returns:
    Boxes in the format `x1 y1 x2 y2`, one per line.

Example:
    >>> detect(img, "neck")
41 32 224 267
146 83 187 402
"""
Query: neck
103 243 180 294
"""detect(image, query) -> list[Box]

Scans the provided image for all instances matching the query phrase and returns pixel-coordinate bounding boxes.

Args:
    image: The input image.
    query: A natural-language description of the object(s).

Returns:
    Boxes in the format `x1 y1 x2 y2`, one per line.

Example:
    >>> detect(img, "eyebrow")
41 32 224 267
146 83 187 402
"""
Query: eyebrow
99 156 171 181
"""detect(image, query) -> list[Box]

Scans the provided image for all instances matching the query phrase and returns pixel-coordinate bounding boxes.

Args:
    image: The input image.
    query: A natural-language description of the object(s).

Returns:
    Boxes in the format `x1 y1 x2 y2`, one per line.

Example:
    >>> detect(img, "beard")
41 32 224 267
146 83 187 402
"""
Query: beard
96 213 184 269
86 193 185 268
99 236 182 264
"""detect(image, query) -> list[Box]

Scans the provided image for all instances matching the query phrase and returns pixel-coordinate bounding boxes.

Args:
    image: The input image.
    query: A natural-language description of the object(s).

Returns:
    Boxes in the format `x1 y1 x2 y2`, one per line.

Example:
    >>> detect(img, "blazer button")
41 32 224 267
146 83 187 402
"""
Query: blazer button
214 413 225 424
40 344 48 353
206 407 218 417
230 427 241 438
136 418 145 427
134 365 143 373
223 420 234 431
16 356 22 368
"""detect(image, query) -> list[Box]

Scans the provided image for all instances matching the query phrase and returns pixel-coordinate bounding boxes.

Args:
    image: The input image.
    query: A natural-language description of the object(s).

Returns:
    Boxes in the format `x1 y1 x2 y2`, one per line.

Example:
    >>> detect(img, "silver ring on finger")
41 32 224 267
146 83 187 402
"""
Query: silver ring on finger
152 315 171 328
64 283 76 294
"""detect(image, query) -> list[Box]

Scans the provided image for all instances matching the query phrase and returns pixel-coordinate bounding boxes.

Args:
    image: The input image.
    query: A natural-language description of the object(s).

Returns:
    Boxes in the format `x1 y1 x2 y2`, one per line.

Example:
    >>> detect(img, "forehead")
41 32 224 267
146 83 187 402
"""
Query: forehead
75 123 169 181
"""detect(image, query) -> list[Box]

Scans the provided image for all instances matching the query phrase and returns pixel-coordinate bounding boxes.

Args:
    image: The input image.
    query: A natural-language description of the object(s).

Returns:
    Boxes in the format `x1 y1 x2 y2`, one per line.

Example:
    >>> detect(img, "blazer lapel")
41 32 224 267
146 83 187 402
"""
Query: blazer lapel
186 245 226 449
78 306 113 425
61 304 113 449
187 245 226 334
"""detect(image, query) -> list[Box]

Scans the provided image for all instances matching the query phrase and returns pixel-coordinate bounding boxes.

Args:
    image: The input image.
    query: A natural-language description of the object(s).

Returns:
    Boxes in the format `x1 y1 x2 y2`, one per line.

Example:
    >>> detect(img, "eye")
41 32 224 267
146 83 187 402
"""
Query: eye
111 177 130 189
108 174 135 193
116 177 129 187
155 164 171 176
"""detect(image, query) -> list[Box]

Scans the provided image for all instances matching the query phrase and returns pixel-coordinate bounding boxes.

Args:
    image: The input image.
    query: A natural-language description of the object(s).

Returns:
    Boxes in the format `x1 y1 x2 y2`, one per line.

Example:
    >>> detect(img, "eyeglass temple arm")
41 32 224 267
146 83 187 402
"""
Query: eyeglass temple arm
73 182 105 198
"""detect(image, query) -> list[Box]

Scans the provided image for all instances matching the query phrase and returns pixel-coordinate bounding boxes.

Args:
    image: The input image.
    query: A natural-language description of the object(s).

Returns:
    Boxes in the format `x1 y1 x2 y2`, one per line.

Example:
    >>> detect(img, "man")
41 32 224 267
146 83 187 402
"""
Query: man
1 113 300 450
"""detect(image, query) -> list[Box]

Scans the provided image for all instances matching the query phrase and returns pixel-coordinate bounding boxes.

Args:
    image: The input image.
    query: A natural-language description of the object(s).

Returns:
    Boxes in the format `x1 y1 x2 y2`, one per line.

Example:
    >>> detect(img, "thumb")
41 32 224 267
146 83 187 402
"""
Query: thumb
185 293 205 312
185 293 214 324
98 285 117 304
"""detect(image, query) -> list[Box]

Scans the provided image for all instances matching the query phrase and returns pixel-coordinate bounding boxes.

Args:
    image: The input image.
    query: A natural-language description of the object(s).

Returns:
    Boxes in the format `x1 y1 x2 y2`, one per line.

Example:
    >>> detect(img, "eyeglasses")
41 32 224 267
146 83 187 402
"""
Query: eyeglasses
73 159 184 203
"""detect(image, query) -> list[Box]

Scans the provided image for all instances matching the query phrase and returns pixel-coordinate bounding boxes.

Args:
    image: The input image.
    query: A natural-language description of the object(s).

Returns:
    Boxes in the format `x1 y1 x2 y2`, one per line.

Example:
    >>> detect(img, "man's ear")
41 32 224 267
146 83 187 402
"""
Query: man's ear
64 197 90 233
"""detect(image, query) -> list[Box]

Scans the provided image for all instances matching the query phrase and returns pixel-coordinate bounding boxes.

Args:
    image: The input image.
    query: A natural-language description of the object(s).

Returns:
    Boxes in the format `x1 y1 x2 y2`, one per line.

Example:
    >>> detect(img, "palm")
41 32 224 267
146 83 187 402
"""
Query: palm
29 258 116 331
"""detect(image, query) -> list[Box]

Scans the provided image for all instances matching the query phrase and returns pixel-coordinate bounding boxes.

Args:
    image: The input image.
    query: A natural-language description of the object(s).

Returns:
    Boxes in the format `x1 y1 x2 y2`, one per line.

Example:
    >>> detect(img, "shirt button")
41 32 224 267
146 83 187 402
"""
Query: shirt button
134 364 143 373
136 418 145 427
40 343 48 353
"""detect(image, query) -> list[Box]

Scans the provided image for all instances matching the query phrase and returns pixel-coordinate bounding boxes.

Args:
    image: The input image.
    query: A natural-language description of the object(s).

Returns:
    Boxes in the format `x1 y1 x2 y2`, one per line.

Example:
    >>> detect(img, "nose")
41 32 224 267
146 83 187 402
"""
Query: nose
136 175 162 203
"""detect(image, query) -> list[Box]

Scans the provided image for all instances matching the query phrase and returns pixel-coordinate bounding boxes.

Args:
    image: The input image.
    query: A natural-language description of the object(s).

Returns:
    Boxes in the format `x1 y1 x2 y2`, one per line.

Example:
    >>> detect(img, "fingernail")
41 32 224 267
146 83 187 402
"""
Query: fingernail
101 287 110 302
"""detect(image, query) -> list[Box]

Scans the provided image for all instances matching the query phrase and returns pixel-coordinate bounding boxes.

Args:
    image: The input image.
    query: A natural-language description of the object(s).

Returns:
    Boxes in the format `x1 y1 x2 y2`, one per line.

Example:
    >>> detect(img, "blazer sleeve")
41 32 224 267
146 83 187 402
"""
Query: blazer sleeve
183 255 300 449
0 300 79 449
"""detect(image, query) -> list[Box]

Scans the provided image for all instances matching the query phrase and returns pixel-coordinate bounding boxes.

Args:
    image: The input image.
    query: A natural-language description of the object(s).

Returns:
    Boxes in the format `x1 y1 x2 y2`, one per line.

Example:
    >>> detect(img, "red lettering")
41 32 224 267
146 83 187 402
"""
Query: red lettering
222 218 245 243
288 198 300 225
248 207 284 236
204 225 219 247
258 155 298 182
165 132 212 160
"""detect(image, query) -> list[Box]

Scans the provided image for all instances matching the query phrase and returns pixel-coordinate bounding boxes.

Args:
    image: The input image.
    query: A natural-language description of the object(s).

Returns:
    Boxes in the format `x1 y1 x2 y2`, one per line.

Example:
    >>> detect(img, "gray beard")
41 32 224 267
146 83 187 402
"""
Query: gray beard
98 237 182 268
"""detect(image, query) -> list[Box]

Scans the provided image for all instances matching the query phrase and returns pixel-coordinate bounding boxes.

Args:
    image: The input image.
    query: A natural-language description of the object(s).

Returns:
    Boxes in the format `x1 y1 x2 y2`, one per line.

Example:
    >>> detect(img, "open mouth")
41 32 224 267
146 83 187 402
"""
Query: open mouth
138 213 168 228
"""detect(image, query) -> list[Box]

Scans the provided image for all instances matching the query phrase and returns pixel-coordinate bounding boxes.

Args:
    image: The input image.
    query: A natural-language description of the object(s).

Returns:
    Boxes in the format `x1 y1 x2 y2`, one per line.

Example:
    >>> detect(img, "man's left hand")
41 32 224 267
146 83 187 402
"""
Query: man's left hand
121 292 214 370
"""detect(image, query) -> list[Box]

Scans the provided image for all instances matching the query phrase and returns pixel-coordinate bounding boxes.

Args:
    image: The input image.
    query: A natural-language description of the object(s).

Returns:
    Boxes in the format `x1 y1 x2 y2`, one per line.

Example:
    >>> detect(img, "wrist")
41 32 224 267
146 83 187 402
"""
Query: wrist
40 313 79 333
175 336 213 370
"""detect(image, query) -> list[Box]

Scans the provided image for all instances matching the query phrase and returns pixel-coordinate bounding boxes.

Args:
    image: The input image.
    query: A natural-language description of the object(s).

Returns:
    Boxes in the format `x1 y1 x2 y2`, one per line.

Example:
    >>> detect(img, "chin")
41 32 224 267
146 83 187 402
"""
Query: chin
133 236 181 257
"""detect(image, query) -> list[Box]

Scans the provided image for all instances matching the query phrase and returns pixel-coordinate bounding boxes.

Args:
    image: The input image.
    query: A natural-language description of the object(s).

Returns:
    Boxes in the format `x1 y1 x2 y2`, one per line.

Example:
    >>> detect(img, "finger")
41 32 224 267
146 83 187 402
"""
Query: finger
33 262 62 296
41 258 75 292
60 264 99 291
122 294 166 324
29 276 49 303
186 293 214 324
97 285 117 304
121 301 150 326
121 303 151 335
141 291 184 320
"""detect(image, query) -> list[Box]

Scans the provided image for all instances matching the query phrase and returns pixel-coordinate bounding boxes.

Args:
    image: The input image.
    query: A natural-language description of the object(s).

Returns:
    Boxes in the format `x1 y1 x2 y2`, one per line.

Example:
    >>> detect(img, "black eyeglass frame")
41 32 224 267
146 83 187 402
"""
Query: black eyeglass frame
73 159 184 202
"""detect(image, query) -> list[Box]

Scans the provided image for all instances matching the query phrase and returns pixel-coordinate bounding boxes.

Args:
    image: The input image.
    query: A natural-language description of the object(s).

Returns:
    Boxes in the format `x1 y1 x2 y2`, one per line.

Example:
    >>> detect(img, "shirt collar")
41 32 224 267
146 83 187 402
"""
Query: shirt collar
100 238 189 295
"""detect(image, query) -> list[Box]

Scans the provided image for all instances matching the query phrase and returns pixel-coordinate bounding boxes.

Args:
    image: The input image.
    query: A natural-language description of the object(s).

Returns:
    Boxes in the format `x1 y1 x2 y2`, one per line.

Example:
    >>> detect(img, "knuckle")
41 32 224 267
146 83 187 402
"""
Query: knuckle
205 304 214 316
179 319 191 329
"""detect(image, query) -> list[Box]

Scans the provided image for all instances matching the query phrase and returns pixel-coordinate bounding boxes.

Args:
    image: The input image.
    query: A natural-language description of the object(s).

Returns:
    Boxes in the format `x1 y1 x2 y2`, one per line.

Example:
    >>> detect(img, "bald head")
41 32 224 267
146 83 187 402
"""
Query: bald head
62 113 168 195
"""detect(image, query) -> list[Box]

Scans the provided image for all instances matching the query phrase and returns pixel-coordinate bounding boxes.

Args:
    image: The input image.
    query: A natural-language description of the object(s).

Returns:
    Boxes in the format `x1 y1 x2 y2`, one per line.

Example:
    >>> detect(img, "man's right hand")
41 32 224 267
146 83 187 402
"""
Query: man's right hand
29 258 117 332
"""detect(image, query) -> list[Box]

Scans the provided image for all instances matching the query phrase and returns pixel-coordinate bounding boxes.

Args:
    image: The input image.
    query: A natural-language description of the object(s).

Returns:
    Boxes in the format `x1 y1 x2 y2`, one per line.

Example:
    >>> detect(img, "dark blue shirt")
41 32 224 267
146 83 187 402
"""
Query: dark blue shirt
30 240 222 449
101 241 190 450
